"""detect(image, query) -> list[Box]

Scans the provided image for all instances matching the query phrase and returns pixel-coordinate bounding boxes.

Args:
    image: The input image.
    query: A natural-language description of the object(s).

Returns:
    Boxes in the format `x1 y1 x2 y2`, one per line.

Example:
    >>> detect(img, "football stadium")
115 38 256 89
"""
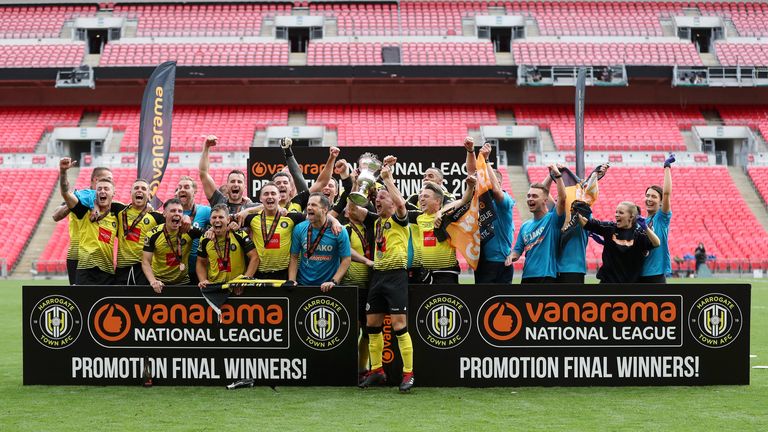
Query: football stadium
1 0 767 430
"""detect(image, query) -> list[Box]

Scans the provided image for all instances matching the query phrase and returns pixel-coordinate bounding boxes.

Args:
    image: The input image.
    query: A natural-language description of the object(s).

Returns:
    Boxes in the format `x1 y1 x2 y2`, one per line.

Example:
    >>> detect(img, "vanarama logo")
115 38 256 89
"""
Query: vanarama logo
30 295 82 349
689 293 743 348
251 162 327 179
88 297 288 349
477 295 682 348
295 296 350 351
416 294 471 349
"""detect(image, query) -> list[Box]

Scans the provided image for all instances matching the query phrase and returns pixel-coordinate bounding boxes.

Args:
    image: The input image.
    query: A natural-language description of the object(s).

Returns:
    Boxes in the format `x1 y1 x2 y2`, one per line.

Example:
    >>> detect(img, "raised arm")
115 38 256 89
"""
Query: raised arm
58 158 79 209
281 138 309 194
662 154 674 213
308 146 340 193
464 137 477 175
381 156 406 219
480 143 503 203
52 203 71 222
198 135 219 201
550 164 567 216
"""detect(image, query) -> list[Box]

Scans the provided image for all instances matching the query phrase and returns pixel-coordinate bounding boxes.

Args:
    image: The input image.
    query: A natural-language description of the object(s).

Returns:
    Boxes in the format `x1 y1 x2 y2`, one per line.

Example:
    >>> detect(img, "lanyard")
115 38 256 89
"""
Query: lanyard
162 226 183 267
213 232 231 266
375 218 385 250
122 205 148 238
350 223 370 259
306 221 330 259
260 212 281 246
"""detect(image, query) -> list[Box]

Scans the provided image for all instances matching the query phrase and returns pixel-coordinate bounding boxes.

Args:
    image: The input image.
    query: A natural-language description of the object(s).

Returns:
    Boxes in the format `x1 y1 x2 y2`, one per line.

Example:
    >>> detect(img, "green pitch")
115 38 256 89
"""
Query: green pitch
1 279 767 431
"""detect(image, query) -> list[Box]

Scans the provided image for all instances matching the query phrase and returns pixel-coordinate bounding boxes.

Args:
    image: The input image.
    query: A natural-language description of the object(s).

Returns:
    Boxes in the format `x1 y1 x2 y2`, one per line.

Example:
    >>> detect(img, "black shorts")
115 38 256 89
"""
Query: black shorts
358 287 369 326
114 263 149 286
637 274 666 283
366 269 408 315
67 259 78 285
426 265 461 285
556 272 585 284
76 267 115 286
256 269 289 281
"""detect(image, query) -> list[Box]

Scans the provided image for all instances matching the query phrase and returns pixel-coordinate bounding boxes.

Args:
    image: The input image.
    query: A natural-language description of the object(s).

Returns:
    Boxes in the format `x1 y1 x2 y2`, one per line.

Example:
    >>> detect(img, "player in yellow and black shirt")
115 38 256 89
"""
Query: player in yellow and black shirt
197 204 259 288
407 176 476 284
115 179 164 286
51 166 113 285
142 198 202 292
354 156 415 393
243 182 306 280
58 158 122 285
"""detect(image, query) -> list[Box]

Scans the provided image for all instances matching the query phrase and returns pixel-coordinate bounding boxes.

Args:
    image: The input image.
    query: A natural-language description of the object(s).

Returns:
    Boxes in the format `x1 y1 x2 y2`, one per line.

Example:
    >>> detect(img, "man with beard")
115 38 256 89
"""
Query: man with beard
199 135 255 215
175 175 211 285
288 192 351 289
639 154 674 283
58 158 122 285
51 166 113 284
273 145 341 212
115 179 165 285
353 159 415 392
509 165 567 284
197 204 259 288
142 198 203 291
243 182 307 280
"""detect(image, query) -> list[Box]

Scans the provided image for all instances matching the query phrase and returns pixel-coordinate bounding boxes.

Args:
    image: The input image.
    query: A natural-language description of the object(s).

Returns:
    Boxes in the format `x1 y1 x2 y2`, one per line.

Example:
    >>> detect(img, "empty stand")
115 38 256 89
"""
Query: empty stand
748 166 768 206
0 43 85 68
513 41 703 66
718 105 768 138
99 42 290 67
0 107 83 153
0 169 58 271
699 2 768 37
715 42 768 67
113 3 290 37
528 166 768 271
0 5 95 39
523 1 672 37
98 106 289 152
514 105 705 151
307 105 497 146
307 41 495 65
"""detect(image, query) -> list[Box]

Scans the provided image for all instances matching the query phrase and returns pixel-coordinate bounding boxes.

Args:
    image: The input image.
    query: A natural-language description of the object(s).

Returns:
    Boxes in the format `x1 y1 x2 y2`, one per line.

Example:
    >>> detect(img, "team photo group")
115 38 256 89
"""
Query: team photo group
56 134 675 392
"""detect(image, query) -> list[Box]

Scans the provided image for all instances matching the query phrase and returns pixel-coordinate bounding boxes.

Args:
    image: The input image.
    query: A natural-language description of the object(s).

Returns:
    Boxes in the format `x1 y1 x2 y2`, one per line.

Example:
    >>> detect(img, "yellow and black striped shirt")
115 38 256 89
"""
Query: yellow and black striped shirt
409 211 457 270
116 205 163 268
71 201 121 274
373 213 409 271
197 230 256 284
144 225 200 285
245 211 305 273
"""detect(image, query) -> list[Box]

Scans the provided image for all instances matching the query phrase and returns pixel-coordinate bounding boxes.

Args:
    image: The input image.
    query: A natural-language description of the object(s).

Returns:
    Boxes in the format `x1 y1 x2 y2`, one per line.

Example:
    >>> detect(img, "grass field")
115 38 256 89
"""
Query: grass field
1 279 767 431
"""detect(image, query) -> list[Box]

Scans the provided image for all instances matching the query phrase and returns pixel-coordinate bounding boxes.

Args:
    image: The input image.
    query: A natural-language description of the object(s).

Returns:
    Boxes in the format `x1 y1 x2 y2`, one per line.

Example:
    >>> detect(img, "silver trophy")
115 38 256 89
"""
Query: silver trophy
349 157 381 206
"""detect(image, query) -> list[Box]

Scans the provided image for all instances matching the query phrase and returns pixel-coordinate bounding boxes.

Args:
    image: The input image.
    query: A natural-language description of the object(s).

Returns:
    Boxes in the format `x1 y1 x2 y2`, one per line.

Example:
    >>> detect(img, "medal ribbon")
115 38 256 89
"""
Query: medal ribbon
260 212 281 246
162 226 183 266
350 223 370 259
306 221 330 259
122 206 149 239
213 232 231 266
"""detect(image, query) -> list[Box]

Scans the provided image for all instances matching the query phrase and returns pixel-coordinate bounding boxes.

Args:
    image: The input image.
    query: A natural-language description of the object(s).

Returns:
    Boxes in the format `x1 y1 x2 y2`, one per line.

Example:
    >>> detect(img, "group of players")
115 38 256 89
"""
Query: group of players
55 136 674 392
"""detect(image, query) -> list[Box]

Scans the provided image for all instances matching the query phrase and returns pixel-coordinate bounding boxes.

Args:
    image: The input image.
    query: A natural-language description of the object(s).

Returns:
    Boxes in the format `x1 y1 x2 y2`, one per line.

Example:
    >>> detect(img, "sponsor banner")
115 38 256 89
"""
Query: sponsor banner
410 284 750 386
24 285 357 386
137 61 176 208
248 146 480 201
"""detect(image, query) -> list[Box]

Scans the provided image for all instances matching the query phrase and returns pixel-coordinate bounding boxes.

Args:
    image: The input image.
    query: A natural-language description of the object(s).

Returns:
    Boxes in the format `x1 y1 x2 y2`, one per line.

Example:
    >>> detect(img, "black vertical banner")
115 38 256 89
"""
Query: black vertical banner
137 61 176 208
575 67 586 179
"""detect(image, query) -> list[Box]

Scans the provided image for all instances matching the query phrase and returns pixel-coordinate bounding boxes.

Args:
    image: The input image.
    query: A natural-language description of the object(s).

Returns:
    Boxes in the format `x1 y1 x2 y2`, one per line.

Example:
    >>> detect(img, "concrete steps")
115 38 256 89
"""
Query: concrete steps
287 110 307 126
495 52 514 65
496 109 517 125
79 111 101 127
323 128 338 147
729 166 768 232
14 170 69 278
105 130 124 153
699 52 720 67
507 165 533 222
681 130 701 152
288 52 307 66
539 129 557 152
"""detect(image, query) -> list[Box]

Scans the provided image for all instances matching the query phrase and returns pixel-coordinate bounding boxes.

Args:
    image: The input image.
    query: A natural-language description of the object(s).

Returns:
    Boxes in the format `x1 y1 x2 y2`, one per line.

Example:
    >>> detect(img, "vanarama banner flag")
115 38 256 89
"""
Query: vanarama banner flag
445 154 495 270
137 61 176 208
